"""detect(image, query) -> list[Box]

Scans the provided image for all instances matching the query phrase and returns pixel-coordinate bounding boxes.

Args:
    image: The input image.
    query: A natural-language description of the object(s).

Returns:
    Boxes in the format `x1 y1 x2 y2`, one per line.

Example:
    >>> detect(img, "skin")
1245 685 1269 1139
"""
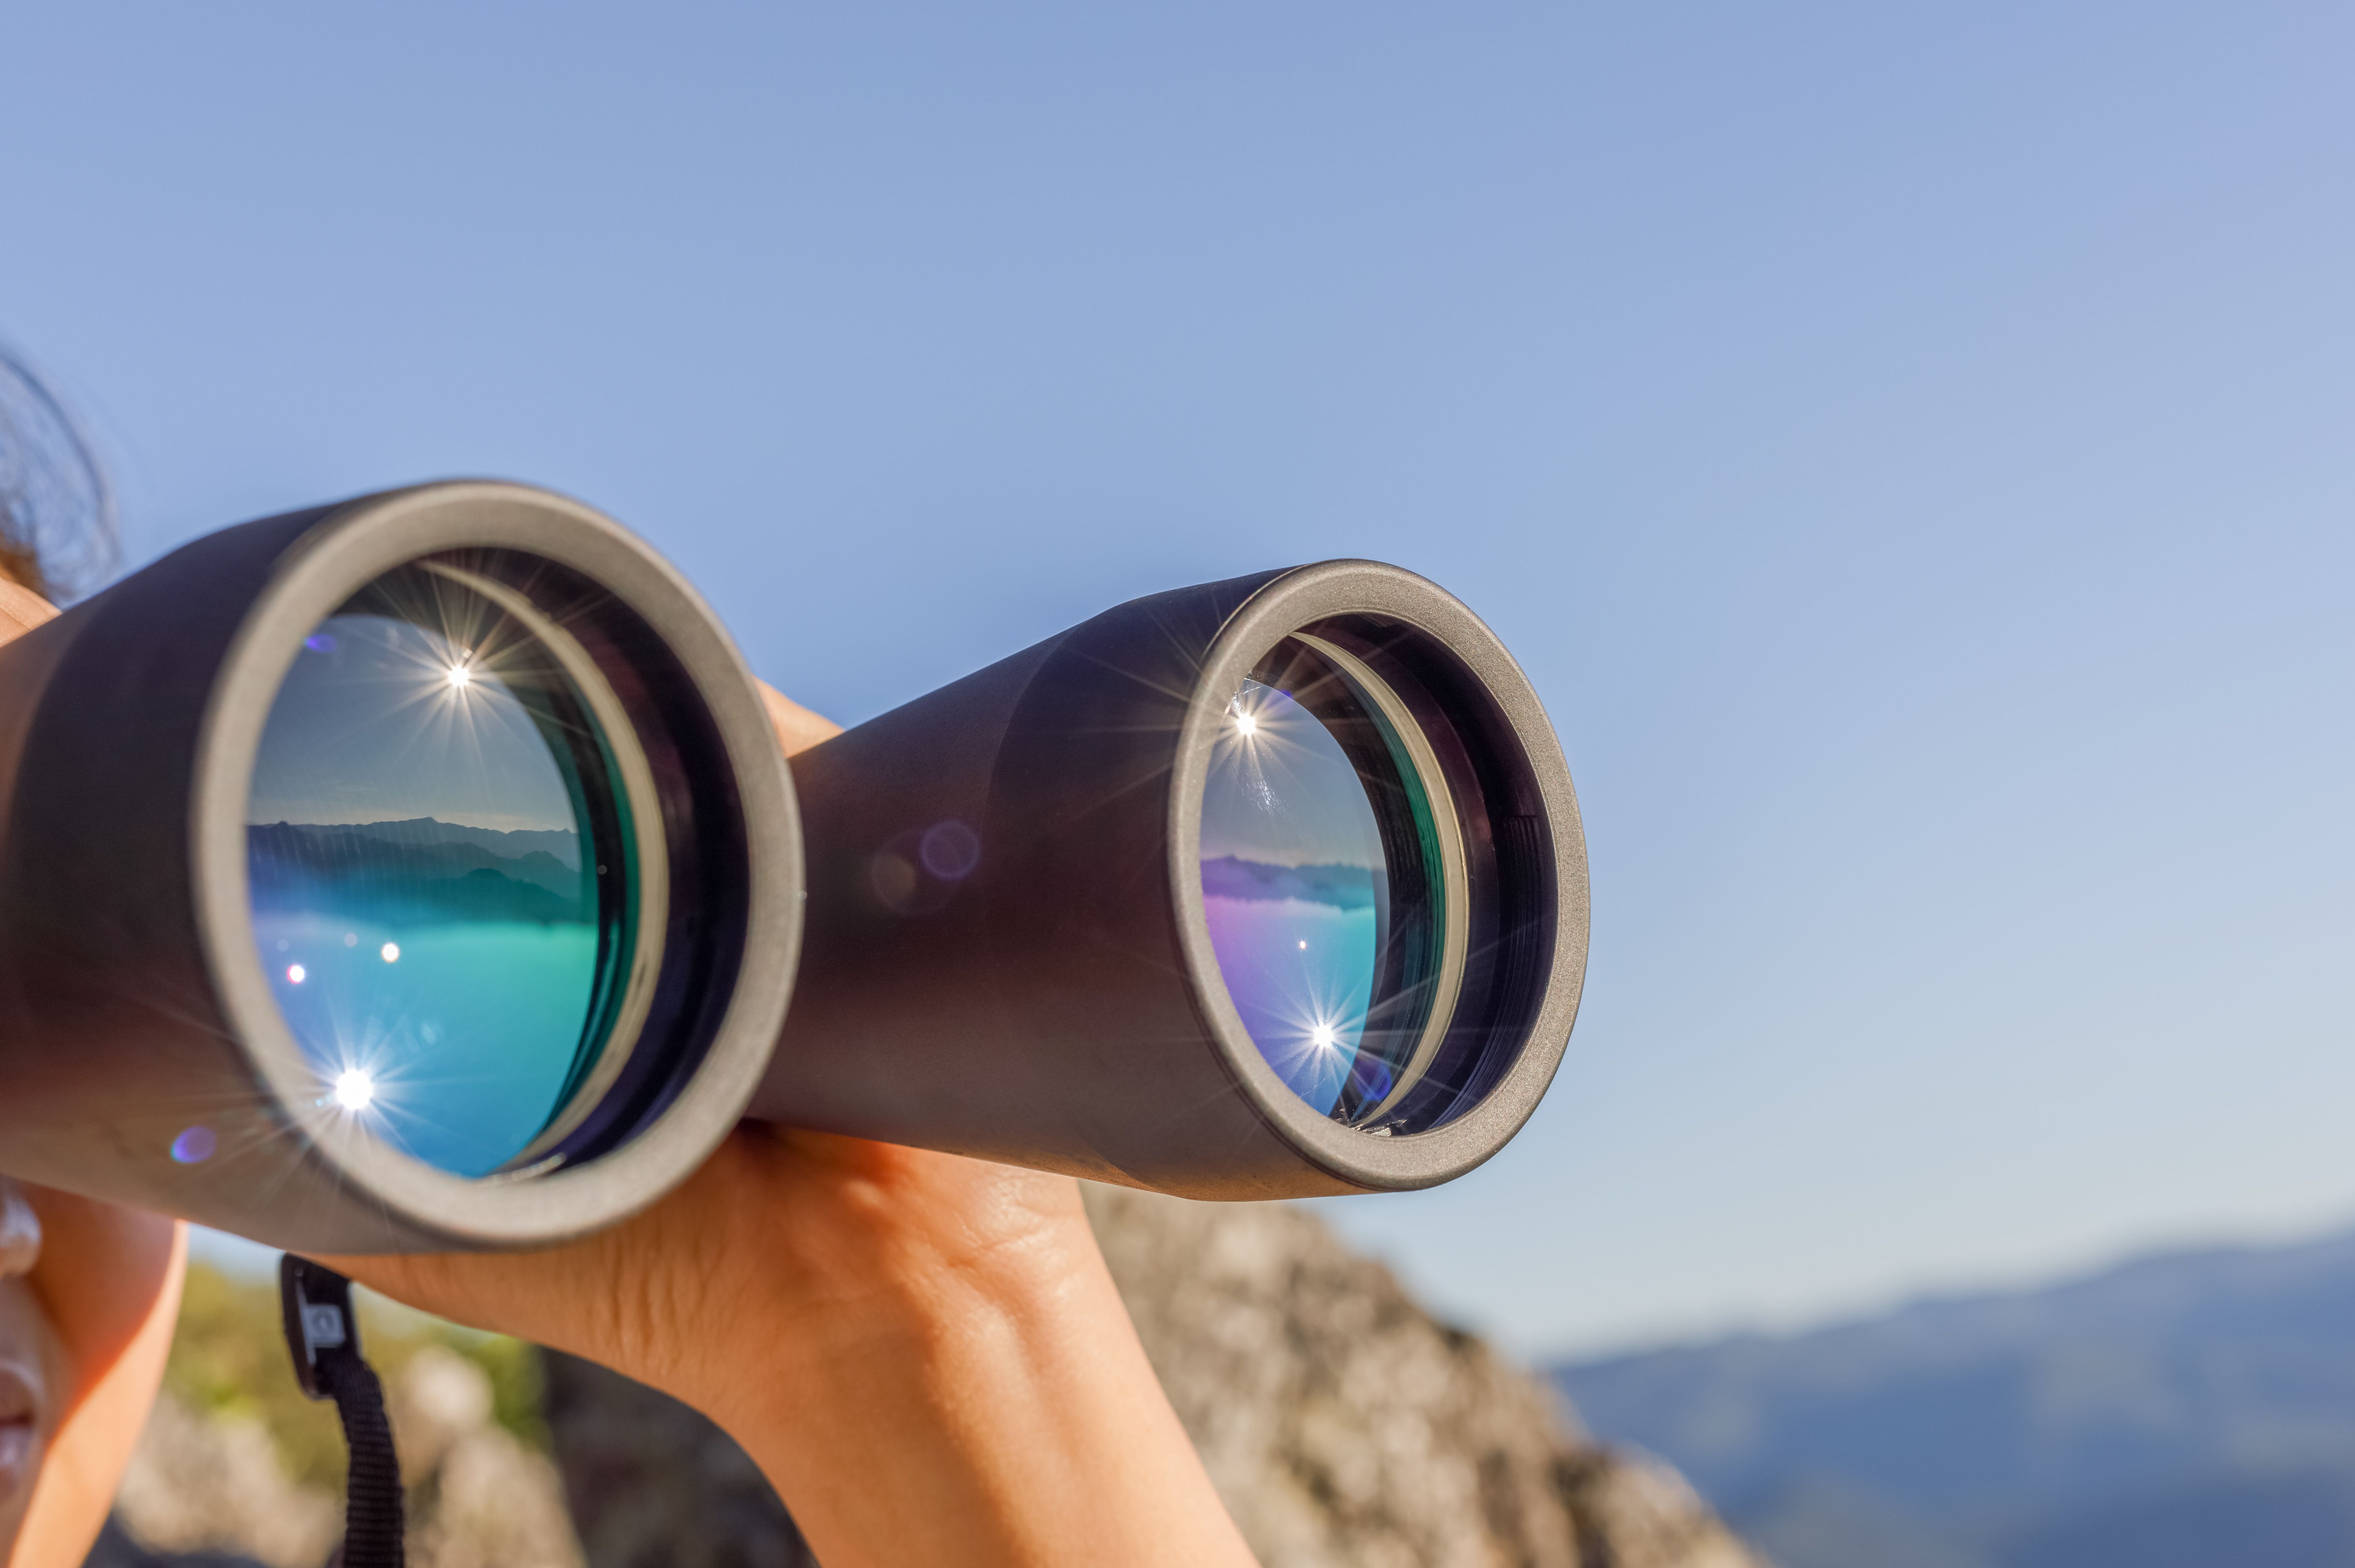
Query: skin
0 1182 59 1548
0 581 1259 1568
1 1186 183 1568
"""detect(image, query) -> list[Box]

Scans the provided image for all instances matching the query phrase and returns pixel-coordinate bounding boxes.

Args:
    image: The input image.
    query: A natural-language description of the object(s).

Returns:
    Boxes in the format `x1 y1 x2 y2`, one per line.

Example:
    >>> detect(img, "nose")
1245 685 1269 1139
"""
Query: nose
0 1181 39 1280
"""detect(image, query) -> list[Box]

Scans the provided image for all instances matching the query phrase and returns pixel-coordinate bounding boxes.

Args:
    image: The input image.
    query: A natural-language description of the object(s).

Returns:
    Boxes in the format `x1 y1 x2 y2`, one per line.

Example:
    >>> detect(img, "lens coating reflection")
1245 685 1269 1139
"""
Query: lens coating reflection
1201 678 1385 1115
246 566 637 1176
1200 641 1454 1128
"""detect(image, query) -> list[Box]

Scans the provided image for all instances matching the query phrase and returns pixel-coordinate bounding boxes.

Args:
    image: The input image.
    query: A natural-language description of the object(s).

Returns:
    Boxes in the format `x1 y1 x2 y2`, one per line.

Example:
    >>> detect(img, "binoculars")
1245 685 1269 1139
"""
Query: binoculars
0 483 1587 1252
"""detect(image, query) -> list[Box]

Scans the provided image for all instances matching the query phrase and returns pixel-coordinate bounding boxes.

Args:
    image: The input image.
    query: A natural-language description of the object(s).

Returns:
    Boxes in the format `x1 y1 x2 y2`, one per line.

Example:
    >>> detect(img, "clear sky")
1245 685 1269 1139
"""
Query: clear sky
5 2 2349 1357
249 616 586 832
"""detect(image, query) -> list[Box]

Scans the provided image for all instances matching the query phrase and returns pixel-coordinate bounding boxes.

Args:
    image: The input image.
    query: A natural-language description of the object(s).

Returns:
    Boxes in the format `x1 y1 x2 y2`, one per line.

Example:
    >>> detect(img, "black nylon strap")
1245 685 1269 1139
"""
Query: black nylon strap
318 1346 404 1568
280 1256 406 1568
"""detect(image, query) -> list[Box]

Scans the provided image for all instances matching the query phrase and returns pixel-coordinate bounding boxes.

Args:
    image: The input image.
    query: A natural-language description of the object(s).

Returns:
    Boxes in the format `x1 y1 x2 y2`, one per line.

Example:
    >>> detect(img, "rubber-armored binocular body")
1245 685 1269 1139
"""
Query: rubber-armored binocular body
0 483 1586 1251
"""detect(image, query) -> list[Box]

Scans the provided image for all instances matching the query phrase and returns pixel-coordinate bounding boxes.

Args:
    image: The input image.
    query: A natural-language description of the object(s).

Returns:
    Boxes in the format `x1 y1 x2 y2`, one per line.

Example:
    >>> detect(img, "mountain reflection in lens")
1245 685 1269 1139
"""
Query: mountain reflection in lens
246 563 640 1176
1200 640 1453 1128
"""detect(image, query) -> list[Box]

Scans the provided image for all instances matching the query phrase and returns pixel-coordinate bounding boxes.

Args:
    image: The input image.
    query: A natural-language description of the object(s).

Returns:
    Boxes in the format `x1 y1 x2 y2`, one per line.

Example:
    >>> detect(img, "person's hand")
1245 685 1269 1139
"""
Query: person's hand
326 685 1259 1568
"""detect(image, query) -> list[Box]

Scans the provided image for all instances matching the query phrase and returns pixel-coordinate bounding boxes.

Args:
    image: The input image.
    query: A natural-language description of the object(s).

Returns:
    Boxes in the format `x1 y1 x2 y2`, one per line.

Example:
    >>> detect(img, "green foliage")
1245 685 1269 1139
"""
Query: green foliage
162 1263 549 1493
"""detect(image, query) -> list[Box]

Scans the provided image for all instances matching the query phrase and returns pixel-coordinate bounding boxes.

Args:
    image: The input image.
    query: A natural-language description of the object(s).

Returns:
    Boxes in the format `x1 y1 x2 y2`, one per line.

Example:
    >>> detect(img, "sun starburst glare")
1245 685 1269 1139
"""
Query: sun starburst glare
1217 684 1326 816
332 1067 376 1112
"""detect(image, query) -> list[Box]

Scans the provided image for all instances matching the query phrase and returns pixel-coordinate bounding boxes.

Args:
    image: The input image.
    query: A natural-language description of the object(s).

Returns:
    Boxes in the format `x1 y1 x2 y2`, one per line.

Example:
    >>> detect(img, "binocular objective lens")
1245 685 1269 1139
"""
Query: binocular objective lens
1200 636 1460 1131
246 562 651 1177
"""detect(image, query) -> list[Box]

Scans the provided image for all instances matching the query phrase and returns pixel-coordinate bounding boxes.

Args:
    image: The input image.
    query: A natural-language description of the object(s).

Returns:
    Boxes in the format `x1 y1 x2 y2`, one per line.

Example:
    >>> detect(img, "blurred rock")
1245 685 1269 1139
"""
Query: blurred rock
100 1335 581 1568
393 1345 498 1475
392 1347 584 1568
1086 1185 1768 1568
1553 1449 1768 1568
110 1389 338 1568
81 1516 268 1568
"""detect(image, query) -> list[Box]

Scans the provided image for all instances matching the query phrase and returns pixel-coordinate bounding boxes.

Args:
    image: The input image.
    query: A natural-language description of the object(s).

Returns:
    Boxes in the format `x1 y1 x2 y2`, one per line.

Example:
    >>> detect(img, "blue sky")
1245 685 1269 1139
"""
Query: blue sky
5 2 2350 1356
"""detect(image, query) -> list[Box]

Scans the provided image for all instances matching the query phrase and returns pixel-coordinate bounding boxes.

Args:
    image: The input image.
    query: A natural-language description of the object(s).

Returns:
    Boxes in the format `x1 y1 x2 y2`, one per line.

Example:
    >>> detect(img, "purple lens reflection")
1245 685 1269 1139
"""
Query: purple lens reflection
920 820 982 880
1199 679 1385 1116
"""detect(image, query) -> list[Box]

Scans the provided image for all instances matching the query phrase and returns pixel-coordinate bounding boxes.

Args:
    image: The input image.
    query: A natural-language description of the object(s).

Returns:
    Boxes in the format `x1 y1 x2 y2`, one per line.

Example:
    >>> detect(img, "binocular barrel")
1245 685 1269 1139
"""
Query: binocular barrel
766 560 1586 1199
0 483 1587 1252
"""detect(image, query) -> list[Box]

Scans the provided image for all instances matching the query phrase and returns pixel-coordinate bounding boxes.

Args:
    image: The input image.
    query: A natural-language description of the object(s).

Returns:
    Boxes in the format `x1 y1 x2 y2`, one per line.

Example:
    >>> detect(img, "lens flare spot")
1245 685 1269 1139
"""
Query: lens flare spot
920 819 983 880
343 932 358 947
380 942 401 963
333 1068 376 1112
868 850 919 911
286 964 307 984
170 1126 216 1164
1298 939 1308 950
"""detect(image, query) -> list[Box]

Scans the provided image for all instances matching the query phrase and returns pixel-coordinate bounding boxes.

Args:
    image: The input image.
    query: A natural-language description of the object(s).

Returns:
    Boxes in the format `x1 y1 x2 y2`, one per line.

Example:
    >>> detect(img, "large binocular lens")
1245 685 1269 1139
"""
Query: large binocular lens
0 483 1586 1251
250 564 665 1177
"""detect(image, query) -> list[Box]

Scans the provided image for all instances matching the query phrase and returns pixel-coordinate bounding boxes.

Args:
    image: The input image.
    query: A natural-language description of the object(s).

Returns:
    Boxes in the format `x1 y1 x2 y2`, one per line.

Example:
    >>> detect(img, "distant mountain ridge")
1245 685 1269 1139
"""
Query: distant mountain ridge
280 814 582 868
249 817 590 925
1201 856 1377 910
1552 1225 2355 1568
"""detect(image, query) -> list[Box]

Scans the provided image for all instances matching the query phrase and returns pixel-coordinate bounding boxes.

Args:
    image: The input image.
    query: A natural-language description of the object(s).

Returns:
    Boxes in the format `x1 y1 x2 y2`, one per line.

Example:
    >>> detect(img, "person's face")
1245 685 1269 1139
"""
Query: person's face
0 1178 61 1545
0 545 64 1544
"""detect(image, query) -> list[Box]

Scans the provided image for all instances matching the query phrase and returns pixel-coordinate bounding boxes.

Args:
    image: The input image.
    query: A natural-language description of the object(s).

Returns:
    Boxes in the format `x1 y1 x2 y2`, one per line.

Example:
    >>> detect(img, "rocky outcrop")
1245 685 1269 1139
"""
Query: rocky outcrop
1084 1186 1765 1568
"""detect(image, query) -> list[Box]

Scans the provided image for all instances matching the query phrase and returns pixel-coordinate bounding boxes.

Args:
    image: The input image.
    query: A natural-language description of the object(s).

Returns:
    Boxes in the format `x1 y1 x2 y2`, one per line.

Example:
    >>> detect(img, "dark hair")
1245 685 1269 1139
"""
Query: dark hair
0 346 118 601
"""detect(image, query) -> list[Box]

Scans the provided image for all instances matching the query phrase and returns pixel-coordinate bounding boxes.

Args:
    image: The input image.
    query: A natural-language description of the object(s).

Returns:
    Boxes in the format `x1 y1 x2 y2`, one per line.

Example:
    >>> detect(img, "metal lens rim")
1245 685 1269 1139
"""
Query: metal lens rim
192 482 800 1248
1168 561 1589 1193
